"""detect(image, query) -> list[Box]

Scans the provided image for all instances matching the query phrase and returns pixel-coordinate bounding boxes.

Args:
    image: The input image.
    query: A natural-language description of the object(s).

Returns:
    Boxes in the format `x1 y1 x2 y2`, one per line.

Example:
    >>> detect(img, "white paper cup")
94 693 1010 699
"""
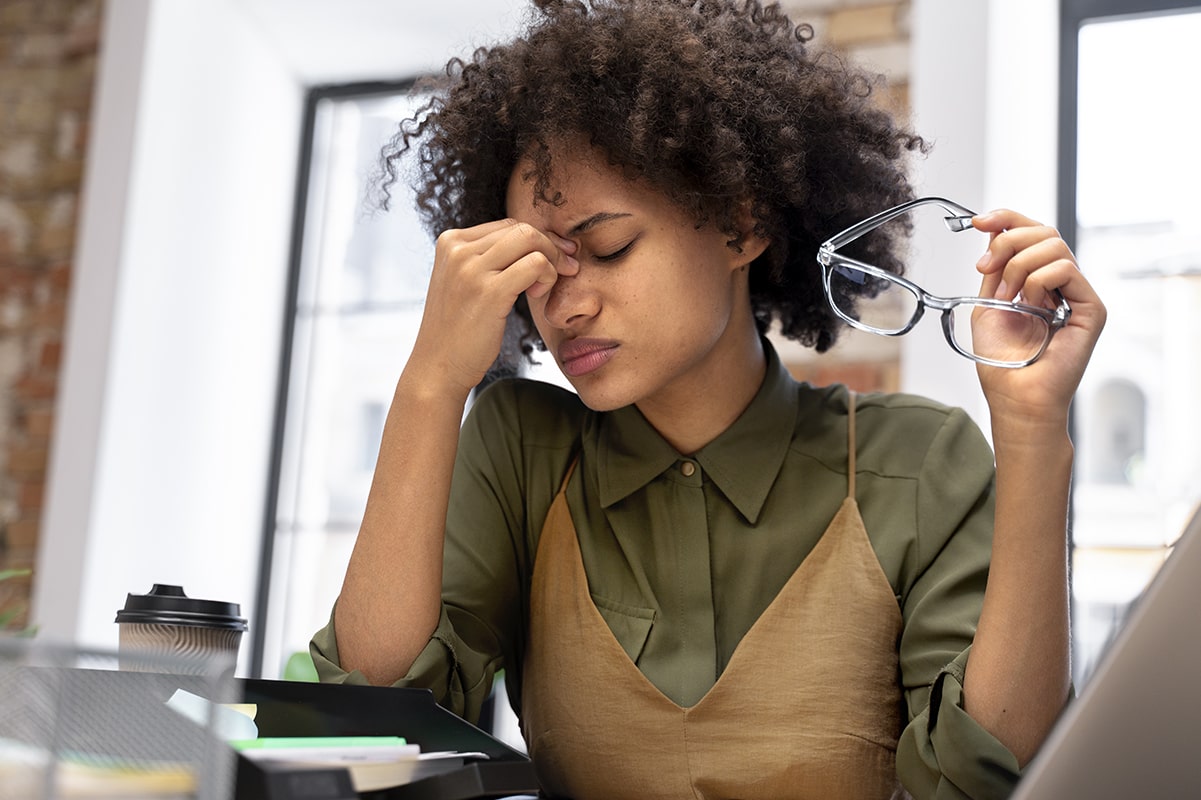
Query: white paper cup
115 584 247 673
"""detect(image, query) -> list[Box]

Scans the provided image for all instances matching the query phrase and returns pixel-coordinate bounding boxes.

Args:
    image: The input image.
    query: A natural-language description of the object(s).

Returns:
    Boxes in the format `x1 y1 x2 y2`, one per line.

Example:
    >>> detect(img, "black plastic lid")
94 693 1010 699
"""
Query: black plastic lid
114 583 247 631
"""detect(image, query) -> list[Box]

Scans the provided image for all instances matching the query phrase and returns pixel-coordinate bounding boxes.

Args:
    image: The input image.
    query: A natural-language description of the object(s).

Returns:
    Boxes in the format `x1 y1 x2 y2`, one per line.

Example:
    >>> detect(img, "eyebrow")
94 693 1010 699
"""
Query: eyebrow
567 212 633 237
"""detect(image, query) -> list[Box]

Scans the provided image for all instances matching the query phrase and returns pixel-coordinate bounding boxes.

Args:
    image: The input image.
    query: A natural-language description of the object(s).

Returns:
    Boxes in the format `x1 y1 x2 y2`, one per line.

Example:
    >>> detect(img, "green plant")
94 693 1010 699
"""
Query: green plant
283 650 318 682
0 568 36 636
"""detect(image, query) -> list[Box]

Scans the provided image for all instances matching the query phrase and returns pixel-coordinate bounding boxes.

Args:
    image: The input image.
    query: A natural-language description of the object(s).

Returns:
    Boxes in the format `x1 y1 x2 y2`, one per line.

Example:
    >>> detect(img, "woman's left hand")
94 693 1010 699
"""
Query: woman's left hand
970 208 1107 429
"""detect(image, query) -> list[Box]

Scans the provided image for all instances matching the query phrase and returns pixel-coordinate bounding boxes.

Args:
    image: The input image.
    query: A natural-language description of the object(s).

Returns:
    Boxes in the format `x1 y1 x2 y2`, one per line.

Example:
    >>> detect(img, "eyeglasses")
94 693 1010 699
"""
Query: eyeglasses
816 196 1071 368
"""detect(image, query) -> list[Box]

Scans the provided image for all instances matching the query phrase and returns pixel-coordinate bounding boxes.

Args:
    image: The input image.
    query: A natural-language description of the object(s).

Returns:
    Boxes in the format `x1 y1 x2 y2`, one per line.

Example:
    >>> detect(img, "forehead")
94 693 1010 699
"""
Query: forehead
504 145 639 231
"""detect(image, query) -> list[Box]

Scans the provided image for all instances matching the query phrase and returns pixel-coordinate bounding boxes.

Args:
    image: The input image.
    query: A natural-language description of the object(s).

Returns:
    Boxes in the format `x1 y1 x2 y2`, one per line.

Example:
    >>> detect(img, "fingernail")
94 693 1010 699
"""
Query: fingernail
976 251 991 270
564 254 579 270
552 234 577 254
994 279 1008 300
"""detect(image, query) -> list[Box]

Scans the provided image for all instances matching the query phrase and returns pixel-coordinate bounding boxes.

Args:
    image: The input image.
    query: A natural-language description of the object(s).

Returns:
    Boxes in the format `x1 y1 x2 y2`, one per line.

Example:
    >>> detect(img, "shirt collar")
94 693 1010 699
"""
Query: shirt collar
592 340 796 525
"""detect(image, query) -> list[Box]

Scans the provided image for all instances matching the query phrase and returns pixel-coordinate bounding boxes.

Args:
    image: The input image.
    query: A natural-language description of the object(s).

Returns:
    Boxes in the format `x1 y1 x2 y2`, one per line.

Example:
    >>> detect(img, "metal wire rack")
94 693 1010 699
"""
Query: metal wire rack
0 639 237 800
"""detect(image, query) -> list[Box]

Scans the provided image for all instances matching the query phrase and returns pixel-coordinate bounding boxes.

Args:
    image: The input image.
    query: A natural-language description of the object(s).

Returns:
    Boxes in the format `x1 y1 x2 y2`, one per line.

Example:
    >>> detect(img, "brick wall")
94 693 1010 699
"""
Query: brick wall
0 0 103 628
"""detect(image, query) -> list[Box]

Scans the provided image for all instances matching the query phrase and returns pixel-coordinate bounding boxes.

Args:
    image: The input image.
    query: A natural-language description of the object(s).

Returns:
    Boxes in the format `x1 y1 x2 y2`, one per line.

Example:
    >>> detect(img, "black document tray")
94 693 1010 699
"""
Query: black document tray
238 679 539 799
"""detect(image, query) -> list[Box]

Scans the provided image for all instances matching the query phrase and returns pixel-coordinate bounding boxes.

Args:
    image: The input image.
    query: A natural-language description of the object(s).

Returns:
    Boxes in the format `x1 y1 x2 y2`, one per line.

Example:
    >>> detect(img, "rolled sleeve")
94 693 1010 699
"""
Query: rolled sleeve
308 602 454 689
898 647 1022 799
309 602 497 721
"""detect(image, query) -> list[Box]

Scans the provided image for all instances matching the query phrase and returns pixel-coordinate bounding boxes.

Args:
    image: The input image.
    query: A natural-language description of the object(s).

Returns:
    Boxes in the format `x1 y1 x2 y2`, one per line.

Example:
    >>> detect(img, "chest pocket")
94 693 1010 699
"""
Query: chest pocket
591 595 655 664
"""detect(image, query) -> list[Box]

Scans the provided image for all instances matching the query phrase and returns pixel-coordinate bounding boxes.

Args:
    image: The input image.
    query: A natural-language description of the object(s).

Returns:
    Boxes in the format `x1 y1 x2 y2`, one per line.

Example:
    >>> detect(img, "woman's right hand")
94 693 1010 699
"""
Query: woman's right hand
409 219 579 396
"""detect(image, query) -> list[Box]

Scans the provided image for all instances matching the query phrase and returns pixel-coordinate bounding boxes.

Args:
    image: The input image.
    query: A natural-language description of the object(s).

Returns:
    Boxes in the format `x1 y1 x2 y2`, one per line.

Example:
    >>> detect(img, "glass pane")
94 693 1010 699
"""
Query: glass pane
947 303 1049 366
263 88 434 678
828 264 921 333
1071 9 1201 687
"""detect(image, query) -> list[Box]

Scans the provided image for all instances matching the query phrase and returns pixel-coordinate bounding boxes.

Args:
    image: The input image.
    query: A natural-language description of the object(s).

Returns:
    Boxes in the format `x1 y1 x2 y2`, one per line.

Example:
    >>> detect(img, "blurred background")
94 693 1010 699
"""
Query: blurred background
1 0 1197 721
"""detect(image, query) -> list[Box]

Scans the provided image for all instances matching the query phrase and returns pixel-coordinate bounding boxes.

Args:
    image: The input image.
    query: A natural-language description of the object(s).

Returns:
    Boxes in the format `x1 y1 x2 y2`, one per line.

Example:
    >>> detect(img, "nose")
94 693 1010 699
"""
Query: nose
540 270 600 330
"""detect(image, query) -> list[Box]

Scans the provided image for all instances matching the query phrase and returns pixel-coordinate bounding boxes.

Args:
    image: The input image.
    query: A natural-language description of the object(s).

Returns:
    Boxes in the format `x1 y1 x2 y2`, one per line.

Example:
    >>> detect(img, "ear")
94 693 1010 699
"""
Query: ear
726 202 771 270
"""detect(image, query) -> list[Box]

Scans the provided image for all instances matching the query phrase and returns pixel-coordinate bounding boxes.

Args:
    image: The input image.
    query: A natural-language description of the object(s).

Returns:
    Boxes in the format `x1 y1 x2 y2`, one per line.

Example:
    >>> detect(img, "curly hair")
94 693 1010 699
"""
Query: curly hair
378 0 927 361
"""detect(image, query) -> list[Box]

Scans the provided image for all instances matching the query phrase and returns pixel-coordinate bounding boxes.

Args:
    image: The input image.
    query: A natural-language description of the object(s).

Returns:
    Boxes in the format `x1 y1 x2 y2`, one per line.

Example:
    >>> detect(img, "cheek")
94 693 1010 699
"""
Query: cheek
524 292 553 336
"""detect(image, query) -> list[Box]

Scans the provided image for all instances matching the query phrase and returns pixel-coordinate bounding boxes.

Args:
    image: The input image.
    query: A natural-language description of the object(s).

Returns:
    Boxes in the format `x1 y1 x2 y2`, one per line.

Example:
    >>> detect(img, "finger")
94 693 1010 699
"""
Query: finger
976 224 1069 276
547 232 579 275
438 218 533 248
993 238 1077 303
461 220 580 278
501 250 563 300
1005 257 1079 310
495 221 579 276
977 265 1004 301
971 207 1043 235
548 232 578 256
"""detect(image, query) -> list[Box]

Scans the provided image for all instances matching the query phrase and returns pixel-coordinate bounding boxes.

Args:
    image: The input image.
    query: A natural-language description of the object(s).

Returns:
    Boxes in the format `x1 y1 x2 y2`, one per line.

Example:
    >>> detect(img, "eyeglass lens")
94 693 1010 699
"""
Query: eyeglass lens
948 303 1052 366
829 264 1052 366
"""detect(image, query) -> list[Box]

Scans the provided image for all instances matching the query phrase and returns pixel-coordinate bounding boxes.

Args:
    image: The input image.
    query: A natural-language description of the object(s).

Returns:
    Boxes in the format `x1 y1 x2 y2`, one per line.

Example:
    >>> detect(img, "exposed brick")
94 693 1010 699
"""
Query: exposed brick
16 33 65 64
0 199 31 258
23 406 53 439
33 158 85 193
0 1 38 30
63 18 101 57
5 444 47 476
873 80 910 121
5 517 39 550
0 552 36 577
0 265 35 293
0 0 102 627
0 138 40 182
37 338 60 371
827 3 904 47
28 298 66 328
47 262 71 291
12 373 56 401
34 196 76 257
0 605 31 631
16 479 42 513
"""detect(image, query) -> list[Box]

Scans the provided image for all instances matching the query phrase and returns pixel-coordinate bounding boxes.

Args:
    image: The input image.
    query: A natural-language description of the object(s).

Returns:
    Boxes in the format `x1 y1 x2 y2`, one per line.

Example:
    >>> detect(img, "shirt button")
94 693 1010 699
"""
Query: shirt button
680 461 696 477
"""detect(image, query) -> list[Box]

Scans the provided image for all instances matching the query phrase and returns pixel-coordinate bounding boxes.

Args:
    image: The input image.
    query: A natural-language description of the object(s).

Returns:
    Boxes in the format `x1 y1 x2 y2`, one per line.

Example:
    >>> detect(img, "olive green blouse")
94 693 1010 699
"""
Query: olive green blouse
312 343 1022 799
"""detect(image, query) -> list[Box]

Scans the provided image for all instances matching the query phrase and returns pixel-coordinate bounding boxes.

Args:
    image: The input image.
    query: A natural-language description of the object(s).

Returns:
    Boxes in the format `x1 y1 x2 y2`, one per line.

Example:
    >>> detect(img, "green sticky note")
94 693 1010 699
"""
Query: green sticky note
230 736 407 751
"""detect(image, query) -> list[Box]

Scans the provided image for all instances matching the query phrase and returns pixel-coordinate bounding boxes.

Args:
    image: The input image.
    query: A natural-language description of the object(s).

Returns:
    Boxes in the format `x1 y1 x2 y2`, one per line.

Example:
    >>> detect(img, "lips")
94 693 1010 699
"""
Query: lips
557 338 619 378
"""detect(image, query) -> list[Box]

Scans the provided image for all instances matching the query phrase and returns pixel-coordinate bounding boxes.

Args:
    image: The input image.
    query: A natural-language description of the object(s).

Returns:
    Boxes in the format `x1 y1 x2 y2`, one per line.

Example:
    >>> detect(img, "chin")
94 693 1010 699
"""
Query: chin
570 381 637 413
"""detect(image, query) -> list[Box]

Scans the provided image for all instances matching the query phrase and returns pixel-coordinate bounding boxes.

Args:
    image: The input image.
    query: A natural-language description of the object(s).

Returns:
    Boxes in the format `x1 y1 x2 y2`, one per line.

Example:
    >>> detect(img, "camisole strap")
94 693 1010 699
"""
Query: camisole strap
558 455 580 494
847 390 857 500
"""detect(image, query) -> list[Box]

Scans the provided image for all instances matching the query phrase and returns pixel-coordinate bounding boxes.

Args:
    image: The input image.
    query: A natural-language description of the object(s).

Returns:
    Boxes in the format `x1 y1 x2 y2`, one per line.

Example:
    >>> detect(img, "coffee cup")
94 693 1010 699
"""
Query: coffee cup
115 583 247 673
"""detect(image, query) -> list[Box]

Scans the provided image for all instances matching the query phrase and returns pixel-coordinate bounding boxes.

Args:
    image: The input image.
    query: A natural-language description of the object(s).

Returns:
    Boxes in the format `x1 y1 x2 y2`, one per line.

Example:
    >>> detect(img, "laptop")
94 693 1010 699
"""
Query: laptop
1010 501 1201 798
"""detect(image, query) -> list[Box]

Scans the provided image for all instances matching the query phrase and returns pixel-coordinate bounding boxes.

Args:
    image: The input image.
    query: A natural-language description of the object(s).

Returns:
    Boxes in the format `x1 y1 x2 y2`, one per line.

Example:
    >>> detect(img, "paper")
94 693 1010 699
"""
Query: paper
229 736 491 792
164 688 259 741
308 750 491 793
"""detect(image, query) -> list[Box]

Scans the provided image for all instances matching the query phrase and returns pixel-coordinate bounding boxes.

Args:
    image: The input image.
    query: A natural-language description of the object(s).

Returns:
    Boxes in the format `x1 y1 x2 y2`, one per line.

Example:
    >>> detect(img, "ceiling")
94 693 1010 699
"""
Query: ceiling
239 0 531 85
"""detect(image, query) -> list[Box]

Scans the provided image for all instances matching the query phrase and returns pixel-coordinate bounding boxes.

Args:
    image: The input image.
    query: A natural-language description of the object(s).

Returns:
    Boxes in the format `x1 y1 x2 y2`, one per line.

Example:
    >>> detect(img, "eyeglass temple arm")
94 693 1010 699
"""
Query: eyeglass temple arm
822 196 977 251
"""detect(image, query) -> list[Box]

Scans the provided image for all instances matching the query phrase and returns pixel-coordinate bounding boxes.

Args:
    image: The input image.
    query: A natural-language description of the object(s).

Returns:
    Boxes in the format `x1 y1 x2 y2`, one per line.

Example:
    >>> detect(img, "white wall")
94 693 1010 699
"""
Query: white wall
905 0 1059 437
36 0 302 667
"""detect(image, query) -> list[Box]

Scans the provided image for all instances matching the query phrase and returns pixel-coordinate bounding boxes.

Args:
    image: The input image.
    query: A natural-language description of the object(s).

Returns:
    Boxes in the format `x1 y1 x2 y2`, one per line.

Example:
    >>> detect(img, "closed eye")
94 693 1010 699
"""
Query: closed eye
595 239 637 263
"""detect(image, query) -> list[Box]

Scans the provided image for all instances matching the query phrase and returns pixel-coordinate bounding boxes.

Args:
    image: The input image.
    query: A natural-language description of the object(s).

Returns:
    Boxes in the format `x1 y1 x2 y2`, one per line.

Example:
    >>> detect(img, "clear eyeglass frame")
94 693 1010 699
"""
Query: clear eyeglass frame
816 196 1072 368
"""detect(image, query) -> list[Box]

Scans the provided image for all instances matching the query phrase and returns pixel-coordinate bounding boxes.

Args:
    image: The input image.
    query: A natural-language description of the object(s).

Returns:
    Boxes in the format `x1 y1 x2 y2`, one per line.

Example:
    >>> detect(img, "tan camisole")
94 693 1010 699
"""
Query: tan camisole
521 393 909 799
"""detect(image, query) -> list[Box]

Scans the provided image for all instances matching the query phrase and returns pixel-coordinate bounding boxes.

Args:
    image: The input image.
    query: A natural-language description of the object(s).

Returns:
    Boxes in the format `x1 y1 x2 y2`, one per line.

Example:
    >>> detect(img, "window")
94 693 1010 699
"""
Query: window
251 82 566 679
252 83 434 678
1061 0 1201 685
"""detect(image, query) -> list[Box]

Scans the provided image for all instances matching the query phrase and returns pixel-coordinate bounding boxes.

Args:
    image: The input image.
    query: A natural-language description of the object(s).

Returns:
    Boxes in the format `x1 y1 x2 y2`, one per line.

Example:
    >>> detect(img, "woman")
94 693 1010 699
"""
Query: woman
311 1 1106 797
